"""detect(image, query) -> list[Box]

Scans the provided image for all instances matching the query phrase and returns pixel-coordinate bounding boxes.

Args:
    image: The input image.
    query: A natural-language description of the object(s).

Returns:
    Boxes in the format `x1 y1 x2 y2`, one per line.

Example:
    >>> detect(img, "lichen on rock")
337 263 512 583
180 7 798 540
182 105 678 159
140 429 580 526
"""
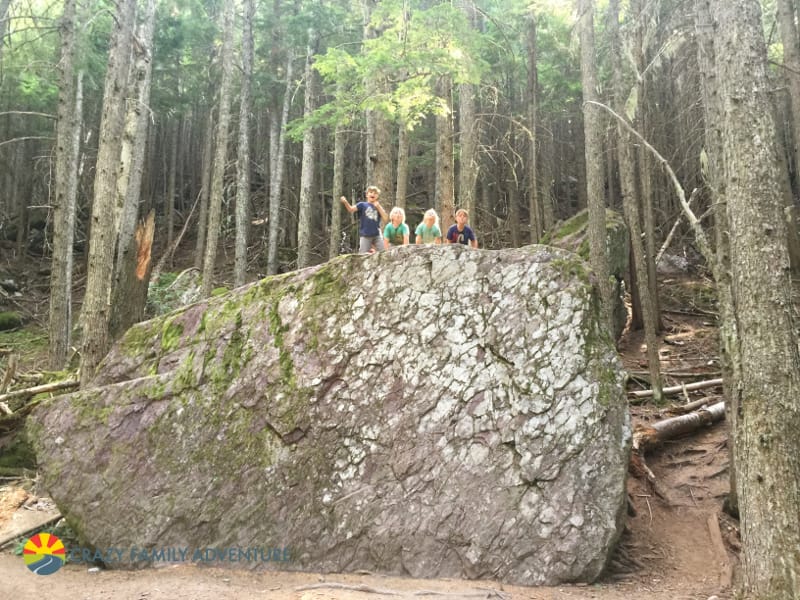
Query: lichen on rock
30 244 630 586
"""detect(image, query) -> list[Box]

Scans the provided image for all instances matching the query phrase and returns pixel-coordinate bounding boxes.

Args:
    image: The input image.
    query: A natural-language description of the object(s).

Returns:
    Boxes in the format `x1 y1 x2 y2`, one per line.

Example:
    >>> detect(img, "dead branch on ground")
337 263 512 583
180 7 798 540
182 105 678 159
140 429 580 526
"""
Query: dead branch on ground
629 377 723 401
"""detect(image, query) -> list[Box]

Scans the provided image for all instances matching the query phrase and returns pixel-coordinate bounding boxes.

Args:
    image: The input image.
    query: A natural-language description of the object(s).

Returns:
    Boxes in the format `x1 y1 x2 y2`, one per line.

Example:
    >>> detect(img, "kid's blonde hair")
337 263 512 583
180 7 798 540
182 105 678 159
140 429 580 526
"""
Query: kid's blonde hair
389 206 406 223
423 208 440 229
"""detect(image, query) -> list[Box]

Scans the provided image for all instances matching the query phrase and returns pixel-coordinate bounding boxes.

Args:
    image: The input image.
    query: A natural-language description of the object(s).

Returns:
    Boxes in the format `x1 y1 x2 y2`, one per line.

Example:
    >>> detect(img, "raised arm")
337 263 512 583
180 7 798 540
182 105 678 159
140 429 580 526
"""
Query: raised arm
375 202 389 224
340 196 358 214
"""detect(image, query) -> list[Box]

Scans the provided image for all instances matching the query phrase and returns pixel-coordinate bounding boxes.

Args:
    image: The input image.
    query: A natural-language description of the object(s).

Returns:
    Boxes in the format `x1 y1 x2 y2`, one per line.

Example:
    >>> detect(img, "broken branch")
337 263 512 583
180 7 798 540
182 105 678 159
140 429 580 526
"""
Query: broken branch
629 377 723 400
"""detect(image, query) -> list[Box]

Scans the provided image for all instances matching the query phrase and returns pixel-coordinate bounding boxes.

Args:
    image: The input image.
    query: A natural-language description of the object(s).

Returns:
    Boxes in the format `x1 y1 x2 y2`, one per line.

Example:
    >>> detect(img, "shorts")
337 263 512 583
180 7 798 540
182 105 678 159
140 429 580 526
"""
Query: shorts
359 236 383 253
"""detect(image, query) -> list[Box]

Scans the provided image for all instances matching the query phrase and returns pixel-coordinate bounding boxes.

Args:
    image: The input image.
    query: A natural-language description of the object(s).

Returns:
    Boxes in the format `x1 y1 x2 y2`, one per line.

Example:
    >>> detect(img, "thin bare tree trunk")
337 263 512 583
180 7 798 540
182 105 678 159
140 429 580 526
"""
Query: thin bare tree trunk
0 0 11 71
459 82 478 222
363 0 393 209
166 119 178 251
777 0 800 190
79 0 137 384
329 119 346 259
578 0 613 332
526 10 541 243
201 0 235 298
49 0 81 369
296 27 318 270
395 123 409 211
234 0 255 287
610 0 662 402
194 110 214 270
267 52 294 275
436 75 455 231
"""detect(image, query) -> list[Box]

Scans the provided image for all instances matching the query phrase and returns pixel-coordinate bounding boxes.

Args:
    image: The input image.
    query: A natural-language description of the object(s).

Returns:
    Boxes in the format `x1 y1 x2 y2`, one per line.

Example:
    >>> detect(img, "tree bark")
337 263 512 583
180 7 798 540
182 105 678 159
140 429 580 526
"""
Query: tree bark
329 119 346 259
578 0 613 332
267 52 294 275
194 110 214 270
48 0 81 369
79 0 137 385
459 82 478 222
0 0 11 71
713 1 800 597
166 119 178 252
109 0 157 339
777 0 800 191
201 1 235 298
296 27 318 270
436 75 455 231
395 123 409 212
695 0 739 517
526 10 541 243
363 0 394 209
234 0 255 287
610 0 662 403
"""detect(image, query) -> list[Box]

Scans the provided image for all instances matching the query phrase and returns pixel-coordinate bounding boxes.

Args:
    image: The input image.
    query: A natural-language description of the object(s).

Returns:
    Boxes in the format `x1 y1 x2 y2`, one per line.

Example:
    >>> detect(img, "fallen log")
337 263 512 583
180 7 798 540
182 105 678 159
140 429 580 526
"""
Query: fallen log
633 401 725 453
0 379 79 404
629 401 726 502
629 377 723 401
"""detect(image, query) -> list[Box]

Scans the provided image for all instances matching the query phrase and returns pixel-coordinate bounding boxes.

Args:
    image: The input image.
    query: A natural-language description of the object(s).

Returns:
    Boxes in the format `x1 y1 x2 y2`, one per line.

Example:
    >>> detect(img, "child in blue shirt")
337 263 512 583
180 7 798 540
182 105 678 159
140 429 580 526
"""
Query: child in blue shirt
446 208 478 248
340 185 388 253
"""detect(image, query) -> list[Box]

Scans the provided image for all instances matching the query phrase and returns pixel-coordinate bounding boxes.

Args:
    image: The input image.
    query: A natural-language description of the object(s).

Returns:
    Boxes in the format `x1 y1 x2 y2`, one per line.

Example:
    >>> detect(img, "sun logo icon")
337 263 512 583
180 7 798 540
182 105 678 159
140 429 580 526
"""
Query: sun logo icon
23 532 66 575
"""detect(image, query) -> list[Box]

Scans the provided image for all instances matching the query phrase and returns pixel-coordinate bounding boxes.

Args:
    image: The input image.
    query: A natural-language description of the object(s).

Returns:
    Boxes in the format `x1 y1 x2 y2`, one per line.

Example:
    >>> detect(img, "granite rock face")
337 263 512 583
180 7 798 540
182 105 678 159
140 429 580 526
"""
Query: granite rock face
31 244 630 585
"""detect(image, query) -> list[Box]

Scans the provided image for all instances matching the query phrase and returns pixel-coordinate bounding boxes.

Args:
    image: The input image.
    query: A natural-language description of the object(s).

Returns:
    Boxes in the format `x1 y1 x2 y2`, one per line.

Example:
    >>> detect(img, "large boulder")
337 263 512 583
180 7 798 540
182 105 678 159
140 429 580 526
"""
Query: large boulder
30 245 630 586
543 209 629 338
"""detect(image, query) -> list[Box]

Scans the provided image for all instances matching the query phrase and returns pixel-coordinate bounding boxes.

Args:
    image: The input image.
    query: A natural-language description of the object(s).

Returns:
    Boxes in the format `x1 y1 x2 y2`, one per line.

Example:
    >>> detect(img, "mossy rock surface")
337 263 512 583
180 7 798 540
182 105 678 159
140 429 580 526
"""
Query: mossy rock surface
0 311 23 331
30 245 630 586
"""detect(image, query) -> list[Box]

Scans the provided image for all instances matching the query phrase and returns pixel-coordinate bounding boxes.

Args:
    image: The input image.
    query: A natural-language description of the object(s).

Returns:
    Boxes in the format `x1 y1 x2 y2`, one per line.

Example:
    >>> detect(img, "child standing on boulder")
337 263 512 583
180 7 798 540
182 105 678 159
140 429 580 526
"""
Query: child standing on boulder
446 208 478 248
383 207 410 249
340 186 388 253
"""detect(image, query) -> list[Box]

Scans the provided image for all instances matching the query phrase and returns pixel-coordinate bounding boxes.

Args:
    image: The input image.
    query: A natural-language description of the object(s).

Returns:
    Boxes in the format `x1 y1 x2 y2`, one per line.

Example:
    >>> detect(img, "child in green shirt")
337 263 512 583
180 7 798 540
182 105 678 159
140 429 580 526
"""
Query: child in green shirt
384 207 410 248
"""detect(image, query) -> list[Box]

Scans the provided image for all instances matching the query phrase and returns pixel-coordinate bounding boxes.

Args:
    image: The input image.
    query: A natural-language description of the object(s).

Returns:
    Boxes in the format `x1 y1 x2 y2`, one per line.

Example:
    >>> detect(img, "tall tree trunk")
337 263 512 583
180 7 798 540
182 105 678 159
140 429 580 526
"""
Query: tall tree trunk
48 0 81 369
526 10 541 243
200 1 235 298
166 119 178 251
363 0 393 208
631 0 663 333
578 0 613 332
436 75 455 231
234 0 255 287
540 127 555 231
610 0 662 402
0 0 11 71
194 110 214 270
459 82 478 222
713 1 800 597
296 28 318 270
396 123 409 211
695 0 739 516
777 0 800 192
329 118 346 259
108 0 157 339
79 0 137 385
267 52 294 275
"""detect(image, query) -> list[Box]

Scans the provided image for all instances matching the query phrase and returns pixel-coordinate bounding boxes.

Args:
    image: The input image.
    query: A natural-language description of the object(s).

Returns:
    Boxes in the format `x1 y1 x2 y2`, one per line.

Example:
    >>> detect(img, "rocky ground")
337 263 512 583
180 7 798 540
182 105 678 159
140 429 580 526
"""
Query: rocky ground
0 251 736 599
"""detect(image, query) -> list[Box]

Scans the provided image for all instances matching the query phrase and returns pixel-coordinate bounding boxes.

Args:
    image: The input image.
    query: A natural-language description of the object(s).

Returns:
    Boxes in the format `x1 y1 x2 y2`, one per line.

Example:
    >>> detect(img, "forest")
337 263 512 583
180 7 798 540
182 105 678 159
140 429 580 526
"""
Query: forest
1 0 800 598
